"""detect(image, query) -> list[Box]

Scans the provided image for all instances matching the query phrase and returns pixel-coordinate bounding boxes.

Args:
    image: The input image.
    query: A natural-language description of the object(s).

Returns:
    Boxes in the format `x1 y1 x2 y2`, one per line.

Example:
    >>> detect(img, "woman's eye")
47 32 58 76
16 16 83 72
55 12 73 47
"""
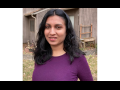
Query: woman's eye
45 26 50 29
56 26 61 29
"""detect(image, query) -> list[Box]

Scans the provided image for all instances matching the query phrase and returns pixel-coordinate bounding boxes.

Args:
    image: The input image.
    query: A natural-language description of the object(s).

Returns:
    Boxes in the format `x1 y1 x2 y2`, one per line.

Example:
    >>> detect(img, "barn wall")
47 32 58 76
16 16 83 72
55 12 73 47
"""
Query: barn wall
23 8 41 16
23 8 40 43
23 15 29 43
79 8 97 44
28 16 35 43
64 8 79 39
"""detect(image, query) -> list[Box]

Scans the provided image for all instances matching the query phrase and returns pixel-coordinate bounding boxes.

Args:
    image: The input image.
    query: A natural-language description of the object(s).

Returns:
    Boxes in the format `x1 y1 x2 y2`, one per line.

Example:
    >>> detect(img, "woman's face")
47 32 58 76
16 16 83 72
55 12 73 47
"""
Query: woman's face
44 15 66 47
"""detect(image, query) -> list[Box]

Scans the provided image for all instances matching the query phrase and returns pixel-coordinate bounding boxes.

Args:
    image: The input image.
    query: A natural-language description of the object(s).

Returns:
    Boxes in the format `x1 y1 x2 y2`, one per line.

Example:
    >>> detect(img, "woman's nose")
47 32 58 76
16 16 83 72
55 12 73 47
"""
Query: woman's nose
49 28 56 35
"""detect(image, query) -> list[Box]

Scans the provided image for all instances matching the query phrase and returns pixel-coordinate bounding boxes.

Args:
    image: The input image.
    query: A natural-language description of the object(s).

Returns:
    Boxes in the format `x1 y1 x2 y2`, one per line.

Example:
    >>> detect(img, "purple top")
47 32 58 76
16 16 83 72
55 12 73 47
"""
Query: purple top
32 53 93 81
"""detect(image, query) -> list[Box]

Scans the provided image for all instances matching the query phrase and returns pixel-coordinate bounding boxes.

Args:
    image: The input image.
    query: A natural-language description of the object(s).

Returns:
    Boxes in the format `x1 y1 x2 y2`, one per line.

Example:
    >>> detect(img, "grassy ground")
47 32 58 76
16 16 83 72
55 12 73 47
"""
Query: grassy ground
23 59 34 81
85 55 97 81
23 55 97 81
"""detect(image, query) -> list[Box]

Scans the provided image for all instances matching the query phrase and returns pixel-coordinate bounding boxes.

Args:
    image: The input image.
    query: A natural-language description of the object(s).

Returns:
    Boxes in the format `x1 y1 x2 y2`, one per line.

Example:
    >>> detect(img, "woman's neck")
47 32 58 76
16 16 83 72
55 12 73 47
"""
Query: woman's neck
50 43 66 56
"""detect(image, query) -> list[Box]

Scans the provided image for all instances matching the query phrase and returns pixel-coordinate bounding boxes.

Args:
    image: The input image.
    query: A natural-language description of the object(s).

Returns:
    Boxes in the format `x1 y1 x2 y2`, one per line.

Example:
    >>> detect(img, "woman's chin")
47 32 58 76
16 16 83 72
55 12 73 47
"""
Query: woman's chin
49 43 58 46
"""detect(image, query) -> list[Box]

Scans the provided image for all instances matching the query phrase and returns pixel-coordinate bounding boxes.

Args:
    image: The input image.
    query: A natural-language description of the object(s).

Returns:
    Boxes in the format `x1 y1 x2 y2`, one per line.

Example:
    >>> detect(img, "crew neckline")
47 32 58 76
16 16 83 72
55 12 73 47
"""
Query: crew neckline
52 52 67 58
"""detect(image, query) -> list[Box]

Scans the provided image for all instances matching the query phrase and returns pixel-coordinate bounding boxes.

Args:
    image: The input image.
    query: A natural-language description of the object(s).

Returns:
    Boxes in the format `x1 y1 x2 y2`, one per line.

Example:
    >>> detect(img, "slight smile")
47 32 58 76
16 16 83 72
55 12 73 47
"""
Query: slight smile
49 37 57 41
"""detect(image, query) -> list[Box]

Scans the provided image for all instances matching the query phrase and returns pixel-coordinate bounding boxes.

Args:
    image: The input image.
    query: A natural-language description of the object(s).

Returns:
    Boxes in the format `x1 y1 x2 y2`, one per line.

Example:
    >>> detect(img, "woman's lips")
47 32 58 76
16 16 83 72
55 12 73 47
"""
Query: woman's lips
49 37 57 41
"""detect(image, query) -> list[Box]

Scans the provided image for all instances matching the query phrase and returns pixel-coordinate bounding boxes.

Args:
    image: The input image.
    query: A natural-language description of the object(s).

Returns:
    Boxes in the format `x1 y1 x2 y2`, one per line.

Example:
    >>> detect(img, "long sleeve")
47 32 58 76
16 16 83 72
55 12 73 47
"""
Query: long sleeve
77 55 93 81
32 53 94 81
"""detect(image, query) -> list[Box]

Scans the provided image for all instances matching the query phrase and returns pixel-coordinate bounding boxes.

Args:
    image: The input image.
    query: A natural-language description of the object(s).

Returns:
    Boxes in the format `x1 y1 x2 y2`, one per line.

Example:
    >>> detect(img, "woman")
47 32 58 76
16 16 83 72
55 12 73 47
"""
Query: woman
32 9 93 81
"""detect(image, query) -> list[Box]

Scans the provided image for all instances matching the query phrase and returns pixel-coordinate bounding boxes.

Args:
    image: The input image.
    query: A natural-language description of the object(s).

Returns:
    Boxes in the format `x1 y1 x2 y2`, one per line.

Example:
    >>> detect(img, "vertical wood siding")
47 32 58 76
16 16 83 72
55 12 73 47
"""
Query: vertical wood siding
79 8 97 44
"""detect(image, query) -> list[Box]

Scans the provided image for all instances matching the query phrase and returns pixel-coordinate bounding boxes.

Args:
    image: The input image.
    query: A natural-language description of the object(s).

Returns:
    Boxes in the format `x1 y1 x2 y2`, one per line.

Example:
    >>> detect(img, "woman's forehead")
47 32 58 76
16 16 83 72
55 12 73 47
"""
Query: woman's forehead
46 15 65 25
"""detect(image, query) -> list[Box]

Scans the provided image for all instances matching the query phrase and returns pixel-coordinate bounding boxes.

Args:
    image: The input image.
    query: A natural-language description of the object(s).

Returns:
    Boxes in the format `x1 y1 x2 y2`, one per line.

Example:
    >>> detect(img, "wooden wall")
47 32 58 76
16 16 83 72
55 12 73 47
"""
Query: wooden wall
23 15 29 43
79 8 97 44
23 8 41 16
64 8 79 40
23 8 40 43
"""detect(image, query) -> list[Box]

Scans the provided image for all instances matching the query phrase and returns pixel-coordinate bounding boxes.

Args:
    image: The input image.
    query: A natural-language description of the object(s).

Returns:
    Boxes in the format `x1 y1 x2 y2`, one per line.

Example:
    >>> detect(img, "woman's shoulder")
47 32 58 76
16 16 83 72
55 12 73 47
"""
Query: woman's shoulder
73 54 87 64
75 53 86 59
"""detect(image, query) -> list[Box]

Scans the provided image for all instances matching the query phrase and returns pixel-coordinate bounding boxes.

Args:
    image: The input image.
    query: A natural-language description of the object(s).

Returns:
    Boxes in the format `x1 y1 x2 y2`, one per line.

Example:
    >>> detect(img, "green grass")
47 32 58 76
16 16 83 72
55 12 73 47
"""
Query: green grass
23 55 97 81
85 55 97 81
23 60 34 81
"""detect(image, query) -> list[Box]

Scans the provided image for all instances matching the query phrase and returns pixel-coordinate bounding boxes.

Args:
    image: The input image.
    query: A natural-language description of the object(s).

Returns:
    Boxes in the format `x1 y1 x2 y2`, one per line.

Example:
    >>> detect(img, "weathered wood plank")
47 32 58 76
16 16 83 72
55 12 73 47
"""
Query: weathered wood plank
81 32 91 34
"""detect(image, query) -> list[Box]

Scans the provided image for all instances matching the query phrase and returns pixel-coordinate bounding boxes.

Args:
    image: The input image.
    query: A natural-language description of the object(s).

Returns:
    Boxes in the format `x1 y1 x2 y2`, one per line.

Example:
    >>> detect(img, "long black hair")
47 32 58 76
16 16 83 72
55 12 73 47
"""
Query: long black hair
33 9 85 65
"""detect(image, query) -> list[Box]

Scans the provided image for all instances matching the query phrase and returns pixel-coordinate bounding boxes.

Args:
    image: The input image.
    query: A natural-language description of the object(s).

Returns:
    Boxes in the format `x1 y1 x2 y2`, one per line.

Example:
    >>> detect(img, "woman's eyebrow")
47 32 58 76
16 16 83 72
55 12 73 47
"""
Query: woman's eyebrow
45 23 50 25
45 23 63 26
55 24 63 26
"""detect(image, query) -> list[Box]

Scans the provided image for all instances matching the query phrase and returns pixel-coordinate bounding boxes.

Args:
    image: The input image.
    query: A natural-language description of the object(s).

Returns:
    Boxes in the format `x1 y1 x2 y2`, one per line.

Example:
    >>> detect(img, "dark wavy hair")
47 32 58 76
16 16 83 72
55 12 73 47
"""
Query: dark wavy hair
33 9 85 65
